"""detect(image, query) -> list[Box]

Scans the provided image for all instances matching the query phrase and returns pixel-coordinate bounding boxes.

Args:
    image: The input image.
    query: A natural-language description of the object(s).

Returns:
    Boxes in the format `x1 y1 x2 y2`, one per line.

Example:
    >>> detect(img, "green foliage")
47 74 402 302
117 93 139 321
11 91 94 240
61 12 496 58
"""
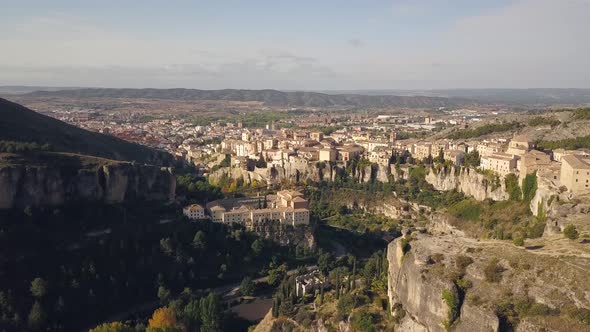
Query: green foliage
448 121 523 139
484 258 503 283
528 116 561 127
505 174 522 201
563 224 580 240
240 277 255 296
448 199 482 221
442 289 459 331
521 172 538 203
537 134 590 150
0 140 52 153
463 150 481 168
176 173 222 203
30 278 48 299
0 202 293 331
572 108 590 120
267 264 288 287
89 321 134 332
512 232 525 246
27 301 46 330
350 310 378 332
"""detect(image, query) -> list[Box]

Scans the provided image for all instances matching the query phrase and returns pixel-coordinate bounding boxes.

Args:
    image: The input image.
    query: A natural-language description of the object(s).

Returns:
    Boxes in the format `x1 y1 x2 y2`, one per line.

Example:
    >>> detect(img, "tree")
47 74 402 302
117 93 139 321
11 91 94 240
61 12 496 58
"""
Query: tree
437 148 445 163
267 264 287 287
148 307 177 329
30 278 48 299
512 233 525 247
251 239 263 257
158 286 171 304
463 151 480 168
27 301 46 331
318 251 333 276
240 276 255 296
563 224 579 240
200 293 221 332
193 231 207 250
89 322 134 332
160 238 174 256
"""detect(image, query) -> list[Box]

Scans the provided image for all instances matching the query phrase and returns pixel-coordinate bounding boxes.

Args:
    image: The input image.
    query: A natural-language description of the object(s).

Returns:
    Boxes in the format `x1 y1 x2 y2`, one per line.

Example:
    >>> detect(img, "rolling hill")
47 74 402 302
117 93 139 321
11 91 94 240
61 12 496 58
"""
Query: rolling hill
23 88 470 108
0 98 171 164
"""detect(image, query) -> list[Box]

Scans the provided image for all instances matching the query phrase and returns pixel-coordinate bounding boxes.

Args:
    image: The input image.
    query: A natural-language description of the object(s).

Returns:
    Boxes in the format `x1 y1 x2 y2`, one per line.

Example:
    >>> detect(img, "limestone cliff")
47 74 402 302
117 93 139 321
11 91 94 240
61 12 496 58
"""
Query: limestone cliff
209 162 393 186
388 223 590 332
245 219 315 250
0 152 175 209
426 166 509 201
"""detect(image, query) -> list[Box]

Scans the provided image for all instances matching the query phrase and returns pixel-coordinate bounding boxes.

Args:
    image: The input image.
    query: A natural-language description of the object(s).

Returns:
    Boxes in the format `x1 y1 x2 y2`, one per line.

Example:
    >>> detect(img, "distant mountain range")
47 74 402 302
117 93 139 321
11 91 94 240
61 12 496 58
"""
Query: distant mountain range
0 98 171 164
319 88 590 106
19 88 469 108
4 86 590 107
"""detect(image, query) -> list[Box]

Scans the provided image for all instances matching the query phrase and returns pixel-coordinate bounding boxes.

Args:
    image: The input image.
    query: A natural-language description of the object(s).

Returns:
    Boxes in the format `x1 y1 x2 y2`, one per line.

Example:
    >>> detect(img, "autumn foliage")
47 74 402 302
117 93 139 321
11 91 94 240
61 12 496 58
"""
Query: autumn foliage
148 307 177 329
89 321 133 332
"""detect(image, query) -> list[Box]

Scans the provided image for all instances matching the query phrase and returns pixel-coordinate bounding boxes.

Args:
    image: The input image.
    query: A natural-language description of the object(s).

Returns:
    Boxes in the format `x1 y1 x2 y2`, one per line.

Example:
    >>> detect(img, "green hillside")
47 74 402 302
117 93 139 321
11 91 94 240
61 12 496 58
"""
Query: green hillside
0 98 172 164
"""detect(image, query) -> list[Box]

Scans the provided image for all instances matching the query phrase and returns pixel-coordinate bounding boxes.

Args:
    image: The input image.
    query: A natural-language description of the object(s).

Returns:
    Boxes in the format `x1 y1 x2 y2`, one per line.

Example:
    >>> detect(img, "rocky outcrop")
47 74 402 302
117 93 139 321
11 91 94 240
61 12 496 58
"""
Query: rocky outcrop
246 219 315 250
0 153 175 209
388 221 590 332
209 162 394 185
426 167 509 201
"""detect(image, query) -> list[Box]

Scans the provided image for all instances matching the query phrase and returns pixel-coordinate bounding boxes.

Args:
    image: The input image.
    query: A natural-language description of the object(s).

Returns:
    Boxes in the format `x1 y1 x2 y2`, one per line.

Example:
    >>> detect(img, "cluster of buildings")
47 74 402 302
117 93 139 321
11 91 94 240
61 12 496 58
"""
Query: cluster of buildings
183 190 310 226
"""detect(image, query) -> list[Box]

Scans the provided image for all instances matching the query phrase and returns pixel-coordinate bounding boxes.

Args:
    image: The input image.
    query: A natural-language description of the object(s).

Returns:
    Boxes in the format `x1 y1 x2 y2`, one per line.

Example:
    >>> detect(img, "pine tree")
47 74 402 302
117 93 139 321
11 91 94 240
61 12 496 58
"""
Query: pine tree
27 301 46 330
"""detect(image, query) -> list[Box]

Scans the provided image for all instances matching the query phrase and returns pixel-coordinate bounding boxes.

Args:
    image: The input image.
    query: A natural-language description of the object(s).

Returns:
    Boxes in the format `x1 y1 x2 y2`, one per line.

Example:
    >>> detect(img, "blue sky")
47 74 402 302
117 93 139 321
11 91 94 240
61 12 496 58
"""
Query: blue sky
1 0 589 89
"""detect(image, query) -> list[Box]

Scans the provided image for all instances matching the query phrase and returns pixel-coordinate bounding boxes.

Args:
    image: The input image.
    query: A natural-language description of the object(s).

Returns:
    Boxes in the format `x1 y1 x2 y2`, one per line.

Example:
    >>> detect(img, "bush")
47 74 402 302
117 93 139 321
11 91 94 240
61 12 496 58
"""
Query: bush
484 258 503 283
442 289 459 331
351 310 378 332
449 199 482 221
455 255 473 272
512 233 525 246
521 173 538 204
448 122 523 139
528 116 561 127
563 224 579 240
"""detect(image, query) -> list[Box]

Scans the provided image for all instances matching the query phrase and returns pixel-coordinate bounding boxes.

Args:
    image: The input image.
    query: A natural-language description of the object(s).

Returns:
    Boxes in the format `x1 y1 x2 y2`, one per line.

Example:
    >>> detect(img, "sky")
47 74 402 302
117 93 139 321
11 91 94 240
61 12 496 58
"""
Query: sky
1 0 589 90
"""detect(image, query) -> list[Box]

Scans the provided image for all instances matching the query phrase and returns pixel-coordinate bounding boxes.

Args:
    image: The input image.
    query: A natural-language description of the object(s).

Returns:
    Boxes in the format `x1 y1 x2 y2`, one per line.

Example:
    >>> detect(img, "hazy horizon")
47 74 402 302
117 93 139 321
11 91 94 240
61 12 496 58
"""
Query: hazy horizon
2 0 590 90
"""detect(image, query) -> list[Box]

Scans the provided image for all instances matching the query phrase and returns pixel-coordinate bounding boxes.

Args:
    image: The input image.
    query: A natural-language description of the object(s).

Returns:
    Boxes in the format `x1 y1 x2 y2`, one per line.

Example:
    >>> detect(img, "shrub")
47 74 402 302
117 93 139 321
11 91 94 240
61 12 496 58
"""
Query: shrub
442 289 459 331
521 173 538 204
484 258 503 283
563 224 580 240
512 233 525 246
455 255 474 272
505 174 522 201
351 310 378 332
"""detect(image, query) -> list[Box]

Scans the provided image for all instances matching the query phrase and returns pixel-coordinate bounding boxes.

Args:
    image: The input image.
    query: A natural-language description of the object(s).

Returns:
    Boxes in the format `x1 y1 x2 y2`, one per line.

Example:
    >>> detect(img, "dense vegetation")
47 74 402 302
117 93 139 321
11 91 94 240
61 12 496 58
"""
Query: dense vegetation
528 116 561 127
268 250 393 331
0 202 304 331
537 135 590 150
447 121 523 139
0 140 52 153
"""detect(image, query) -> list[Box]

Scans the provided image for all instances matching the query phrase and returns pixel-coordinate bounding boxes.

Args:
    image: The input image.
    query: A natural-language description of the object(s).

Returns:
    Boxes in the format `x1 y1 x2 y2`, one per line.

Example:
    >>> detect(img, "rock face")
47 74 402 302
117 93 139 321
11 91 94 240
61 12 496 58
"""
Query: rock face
209 162 394 185
388 219 590 332
0 153 176 209
426 167 509 201
245 219 315 250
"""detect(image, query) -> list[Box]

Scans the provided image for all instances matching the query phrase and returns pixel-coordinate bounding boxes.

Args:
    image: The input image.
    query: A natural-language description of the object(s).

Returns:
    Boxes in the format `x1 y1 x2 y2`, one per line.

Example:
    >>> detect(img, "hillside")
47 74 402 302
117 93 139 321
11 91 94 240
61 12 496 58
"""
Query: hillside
0 98 171 164
22 88 470 108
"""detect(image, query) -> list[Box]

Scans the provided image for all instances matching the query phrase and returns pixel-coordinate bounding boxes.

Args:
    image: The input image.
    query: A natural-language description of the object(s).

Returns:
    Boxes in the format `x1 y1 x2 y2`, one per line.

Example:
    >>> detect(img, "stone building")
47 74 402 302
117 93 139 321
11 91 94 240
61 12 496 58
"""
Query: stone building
480 152 517 176
560 154 590 193
205 190 310 226
183 204 205 220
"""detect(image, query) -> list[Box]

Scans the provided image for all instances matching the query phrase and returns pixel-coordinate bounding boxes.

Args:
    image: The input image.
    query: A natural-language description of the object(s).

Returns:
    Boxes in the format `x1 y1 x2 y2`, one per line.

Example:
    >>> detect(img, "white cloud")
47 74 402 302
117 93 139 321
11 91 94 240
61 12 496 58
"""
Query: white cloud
1 0 589 89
